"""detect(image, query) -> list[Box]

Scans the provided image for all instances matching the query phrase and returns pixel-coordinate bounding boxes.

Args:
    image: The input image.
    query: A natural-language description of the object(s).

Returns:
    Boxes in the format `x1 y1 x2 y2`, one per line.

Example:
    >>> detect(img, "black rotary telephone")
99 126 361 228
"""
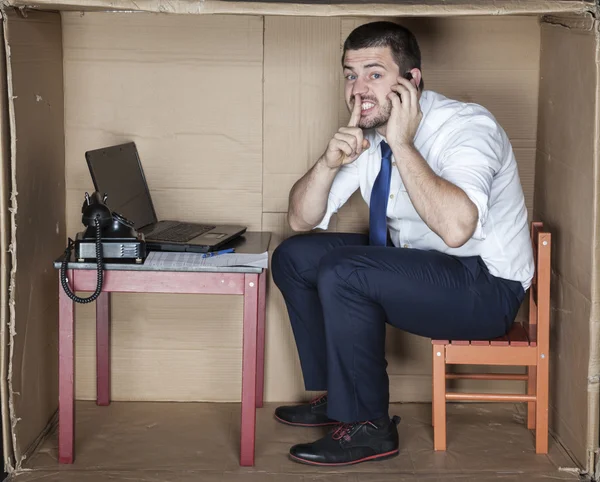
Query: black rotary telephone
60 191 146 304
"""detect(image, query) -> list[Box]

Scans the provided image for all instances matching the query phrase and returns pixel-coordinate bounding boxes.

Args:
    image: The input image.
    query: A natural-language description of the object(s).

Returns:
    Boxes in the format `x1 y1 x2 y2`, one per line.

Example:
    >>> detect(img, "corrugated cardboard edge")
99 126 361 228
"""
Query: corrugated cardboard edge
590 13 600 482
542 12 597 30
1 0 596 17
0 9 12 475
1 7 19 472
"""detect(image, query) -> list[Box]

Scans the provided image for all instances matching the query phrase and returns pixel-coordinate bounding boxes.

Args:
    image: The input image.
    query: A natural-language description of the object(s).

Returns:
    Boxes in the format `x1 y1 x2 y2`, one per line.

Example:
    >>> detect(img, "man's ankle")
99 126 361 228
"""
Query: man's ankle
370 415 390 428
309 393 327 404
274 393 336 427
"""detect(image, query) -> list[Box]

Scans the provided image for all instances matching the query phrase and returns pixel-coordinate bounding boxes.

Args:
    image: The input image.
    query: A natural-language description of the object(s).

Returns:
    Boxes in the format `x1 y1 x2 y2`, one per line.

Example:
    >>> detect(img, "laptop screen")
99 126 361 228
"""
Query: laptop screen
85 142 157 230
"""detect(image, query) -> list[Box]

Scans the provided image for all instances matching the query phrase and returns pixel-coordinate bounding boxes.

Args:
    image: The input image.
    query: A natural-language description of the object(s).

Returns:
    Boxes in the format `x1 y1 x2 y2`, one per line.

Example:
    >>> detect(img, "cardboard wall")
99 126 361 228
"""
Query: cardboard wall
4 10 65 464
534 16 598 468
62 12 542 403
63 12 263 402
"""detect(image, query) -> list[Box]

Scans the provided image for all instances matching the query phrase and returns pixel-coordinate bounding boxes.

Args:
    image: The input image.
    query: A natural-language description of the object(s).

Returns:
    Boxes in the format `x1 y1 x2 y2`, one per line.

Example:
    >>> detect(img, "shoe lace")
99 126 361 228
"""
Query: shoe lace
309 393 327 406
332 423 356 442
332 421 376 442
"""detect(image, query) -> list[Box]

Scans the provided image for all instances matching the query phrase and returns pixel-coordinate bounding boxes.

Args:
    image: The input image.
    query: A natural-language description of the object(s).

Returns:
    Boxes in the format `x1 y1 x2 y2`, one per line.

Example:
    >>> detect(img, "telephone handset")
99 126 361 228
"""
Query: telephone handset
60 191 147 304
395 72 415 100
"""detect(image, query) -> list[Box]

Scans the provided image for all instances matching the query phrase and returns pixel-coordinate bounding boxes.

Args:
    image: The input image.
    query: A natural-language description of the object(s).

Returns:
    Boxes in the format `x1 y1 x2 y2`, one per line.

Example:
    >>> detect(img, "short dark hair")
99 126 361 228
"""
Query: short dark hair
342 21 424 90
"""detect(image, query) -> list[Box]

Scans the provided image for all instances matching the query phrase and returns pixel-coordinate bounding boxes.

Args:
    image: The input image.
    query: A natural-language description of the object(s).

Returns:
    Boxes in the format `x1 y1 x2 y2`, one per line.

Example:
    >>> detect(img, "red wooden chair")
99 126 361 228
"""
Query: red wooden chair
431 221 551 453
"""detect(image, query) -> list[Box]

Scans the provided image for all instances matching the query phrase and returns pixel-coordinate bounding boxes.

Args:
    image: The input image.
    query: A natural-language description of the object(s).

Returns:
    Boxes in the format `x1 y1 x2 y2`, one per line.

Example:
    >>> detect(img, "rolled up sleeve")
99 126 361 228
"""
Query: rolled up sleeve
314 160 360 231
438 115 505 240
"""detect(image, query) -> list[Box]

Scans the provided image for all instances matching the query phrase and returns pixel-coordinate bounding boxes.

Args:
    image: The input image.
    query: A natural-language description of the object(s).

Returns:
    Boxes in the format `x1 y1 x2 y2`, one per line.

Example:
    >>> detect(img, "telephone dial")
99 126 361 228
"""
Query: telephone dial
60 191 147 304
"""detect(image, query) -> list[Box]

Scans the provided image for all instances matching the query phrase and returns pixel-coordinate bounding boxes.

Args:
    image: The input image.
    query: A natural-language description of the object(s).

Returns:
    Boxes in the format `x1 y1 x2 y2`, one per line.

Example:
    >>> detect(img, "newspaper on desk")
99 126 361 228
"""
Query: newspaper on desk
143 250 268 270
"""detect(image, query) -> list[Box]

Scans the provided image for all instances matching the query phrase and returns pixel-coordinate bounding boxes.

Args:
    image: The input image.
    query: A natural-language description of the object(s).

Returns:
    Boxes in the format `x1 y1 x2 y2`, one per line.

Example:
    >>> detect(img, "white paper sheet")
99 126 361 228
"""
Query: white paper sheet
143 251 268 270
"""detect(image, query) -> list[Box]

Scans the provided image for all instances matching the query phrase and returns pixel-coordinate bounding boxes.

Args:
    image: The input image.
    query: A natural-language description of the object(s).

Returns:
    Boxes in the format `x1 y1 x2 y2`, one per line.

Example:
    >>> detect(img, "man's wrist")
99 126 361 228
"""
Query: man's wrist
317 155 341 172
391 141 416 158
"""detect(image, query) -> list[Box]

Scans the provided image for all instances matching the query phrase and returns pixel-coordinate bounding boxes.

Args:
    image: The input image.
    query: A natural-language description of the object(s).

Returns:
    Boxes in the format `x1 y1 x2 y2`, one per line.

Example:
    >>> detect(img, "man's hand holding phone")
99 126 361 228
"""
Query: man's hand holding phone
320 94 370 169
386 74 422 150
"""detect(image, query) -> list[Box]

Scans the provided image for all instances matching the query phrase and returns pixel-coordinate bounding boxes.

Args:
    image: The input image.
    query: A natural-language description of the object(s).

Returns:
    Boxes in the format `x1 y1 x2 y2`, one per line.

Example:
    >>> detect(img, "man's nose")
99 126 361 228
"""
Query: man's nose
352 78 368 96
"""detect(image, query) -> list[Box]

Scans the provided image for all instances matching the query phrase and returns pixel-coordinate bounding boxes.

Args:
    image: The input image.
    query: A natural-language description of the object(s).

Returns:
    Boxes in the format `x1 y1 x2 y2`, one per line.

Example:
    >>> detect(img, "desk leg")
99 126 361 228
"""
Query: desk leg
58 271 75 464
240 273 259 467
96 292 111 406
256 270 266 409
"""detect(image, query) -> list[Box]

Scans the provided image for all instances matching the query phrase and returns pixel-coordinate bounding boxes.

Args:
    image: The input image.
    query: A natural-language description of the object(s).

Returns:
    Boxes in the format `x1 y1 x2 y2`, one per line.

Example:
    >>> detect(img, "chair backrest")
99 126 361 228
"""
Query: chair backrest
528 221 551 348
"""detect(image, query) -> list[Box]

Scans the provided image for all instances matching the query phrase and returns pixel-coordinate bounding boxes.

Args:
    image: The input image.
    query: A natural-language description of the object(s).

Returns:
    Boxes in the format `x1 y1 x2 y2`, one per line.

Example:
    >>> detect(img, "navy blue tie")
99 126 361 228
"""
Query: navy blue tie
369 141 393 246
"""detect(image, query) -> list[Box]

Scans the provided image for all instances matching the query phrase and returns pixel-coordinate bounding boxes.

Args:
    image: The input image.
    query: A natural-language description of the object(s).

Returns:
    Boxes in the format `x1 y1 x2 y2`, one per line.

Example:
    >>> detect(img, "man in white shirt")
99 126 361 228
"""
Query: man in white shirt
271 21 534 466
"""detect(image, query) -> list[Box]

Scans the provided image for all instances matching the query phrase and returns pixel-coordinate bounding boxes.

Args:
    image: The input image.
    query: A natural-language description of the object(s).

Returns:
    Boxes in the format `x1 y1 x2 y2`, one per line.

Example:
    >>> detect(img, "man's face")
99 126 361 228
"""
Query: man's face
343 46 401 130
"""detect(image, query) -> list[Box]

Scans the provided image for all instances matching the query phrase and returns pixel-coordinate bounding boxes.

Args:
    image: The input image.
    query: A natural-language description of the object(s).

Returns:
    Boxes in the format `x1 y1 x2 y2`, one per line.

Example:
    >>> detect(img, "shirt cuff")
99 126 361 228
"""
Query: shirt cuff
313 211 333 231
313 193 339 231
463 189 488 240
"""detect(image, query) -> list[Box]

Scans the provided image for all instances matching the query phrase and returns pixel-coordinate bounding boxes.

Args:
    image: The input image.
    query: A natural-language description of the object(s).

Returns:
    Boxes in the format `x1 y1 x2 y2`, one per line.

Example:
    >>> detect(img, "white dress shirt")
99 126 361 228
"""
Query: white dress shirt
315 90 535 290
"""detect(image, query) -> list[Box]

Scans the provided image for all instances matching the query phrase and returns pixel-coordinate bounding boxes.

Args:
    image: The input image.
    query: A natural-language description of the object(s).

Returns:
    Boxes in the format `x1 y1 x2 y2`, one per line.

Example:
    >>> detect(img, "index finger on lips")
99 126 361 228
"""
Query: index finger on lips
348 94 362 127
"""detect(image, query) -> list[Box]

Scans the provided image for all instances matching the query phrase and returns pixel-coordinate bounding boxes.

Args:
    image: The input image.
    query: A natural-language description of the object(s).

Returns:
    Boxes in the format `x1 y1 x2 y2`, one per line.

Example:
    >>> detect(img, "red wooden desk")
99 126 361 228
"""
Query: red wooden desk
54 232 269 467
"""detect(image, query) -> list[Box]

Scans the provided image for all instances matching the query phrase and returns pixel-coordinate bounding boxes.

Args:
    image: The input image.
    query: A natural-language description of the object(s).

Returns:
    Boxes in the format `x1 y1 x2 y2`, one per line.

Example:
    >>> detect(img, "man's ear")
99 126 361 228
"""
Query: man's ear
409 69 423 90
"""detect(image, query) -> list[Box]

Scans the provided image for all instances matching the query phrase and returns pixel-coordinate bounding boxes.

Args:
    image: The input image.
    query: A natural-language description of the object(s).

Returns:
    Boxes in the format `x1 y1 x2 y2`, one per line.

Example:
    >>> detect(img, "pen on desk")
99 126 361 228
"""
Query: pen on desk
202 248 235 258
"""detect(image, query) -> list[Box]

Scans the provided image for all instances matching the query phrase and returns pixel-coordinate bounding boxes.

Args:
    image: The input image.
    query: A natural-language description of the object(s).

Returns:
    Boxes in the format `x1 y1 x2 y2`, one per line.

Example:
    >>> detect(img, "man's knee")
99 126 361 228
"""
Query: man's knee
272 234 317 285
272 235 299 284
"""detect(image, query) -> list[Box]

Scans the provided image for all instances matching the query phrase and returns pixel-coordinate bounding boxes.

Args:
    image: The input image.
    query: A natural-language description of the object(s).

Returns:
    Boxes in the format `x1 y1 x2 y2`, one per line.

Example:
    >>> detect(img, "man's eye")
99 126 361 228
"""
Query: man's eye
371 73 382 79
346 74 356 80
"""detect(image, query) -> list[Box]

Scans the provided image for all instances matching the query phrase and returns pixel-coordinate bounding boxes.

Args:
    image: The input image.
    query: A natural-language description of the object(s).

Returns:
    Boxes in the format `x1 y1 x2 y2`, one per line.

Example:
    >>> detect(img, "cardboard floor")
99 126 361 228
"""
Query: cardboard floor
10 402 583 481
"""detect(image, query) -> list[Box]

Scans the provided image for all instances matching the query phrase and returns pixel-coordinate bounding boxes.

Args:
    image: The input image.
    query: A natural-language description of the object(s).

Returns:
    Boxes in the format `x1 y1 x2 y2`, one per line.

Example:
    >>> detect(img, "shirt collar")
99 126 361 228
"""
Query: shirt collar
365 130 386 154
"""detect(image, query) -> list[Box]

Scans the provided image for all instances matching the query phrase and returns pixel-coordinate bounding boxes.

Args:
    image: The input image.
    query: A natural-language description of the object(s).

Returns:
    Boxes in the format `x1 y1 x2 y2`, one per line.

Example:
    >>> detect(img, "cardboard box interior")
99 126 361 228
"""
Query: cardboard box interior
0 0 598 477
14 401 589 481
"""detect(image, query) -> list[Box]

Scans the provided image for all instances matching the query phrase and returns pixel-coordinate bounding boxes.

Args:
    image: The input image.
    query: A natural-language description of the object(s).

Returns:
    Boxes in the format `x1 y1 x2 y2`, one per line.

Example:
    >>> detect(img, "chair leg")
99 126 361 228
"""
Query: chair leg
432 346 446 450
431 364 435 427
536 355 549 454
527 365 537 430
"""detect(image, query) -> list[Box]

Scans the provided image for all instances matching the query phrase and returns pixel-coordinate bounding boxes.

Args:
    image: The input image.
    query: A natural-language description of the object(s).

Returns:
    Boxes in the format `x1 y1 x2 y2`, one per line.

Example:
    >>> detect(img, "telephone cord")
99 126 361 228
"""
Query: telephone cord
60 216 104 304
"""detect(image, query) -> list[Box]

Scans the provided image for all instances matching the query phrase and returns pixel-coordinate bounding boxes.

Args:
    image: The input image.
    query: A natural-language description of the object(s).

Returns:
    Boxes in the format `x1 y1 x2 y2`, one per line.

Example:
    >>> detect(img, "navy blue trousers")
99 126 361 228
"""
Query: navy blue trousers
271 232 525 424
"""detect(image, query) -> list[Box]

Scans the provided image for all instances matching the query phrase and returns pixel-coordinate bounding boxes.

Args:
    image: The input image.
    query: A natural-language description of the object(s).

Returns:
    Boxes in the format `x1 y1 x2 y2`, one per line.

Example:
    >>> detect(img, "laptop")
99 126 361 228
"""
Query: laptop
85 142 247 253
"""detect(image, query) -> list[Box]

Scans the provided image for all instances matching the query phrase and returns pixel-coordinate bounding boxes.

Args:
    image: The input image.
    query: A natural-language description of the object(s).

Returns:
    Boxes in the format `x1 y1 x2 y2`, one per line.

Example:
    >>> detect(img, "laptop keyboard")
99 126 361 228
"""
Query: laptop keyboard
151 223 216 242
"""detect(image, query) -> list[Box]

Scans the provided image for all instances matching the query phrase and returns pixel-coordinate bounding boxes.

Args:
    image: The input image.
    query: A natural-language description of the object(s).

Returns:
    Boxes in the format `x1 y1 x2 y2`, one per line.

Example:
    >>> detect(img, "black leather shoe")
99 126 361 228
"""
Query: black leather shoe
274 394 338 427
289 415 401 466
